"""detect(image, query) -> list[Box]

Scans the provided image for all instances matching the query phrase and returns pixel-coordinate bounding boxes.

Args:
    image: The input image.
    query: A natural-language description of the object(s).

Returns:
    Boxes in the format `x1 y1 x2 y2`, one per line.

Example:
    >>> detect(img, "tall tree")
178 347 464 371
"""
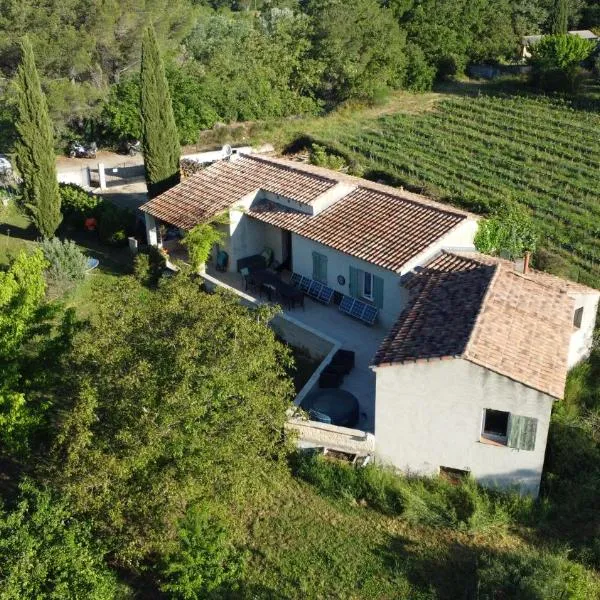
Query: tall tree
13 38 61 237
551 0 569 34
140 26 181 198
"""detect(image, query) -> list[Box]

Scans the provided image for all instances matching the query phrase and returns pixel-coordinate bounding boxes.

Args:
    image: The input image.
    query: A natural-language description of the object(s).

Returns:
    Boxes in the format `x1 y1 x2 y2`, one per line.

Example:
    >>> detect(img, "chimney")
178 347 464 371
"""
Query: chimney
523 251 530 274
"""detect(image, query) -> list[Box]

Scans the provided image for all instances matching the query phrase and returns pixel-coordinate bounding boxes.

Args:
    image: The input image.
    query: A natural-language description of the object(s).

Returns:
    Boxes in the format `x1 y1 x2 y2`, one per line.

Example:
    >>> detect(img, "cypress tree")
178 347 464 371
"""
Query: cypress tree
551 0 569 35
13 38 61 238
140 26 181 198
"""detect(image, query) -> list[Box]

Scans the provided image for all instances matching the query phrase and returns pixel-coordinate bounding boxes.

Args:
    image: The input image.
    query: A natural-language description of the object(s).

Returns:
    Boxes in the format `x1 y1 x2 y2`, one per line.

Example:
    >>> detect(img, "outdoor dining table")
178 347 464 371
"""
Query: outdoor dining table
251 270 304 310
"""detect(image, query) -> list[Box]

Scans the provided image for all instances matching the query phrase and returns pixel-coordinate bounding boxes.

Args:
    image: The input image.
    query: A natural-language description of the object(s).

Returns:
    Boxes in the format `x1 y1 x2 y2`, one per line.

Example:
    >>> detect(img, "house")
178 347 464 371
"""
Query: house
141 154 478 329
372 251 599 495
140 154 598 496
520 29 599 59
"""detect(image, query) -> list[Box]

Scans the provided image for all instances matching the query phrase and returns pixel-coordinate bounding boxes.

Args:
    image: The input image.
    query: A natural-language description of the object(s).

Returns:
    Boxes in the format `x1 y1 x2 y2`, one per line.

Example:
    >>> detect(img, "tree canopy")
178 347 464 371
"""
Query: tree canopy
13 39 61 237
45 274 294 564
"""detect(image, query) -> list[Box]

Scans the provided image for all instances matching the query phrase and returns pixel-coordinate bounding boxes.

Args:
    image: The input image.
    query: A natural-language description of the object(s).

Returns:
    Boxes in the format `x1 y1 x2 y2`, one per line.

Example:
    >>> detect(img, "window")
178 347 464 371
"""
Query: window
362 271 373 300
574 306 584 329
481 410 538 451
482 409 509 443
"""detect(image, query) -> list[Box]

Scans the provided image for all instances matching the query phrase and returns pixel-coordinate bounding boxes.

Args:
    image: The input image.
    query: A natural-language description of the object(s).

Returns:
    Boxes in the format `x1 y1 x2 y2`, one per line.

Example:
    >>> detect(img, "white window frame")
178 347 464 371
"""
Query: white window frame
362 271 373 300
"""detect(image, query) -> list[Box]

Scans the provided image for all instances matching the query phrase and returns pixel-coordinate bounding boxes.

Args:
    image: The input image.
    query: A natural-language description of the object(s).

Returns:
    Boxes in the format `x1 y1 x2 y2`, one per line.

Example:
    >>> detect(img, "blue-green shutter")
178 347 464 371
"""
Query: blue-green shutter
507 414 537 451
373 275 384 309
312 251 327 283
349 266 361 298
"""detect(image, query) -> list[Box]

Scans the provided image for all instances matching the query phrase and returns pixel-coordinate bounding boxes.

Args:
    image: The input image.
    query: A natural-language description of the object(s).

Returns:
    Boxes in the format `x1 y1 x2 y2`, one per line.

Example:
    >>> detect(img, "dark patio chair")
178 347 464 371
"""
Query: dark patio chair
319 367 343 388
330 349 355 375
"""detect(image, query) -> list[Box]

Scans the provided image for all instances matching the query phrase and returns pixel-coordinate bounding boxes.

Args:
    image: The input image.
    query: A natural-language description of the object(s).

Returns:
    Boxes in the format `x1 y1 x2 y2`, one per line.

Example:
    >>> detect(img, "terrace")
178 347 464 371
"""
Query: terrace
203 263 391 434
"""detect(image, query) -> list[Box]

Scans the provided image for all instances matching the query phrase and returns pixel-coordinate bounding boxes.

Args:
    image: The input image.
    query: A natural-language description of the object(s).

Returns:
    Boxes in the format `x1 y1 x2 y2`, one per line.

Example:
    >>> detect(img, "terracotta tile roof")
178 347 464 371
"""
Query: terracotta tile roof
140 155 338 228
140 154 470 272
249 188 465 272
373 251 589 398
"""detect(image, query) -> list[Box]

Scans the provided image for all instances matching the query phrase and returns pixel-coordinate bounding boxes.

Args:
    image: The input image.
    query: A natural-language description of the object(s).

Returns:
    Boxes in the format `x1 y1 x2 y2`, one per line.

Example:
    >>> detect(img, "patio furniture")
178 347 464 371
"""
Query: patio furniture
319 367 343 388
216 250 228 272
237 254 266 273
86 257 99 272
302 389 360 428
331 349 355 374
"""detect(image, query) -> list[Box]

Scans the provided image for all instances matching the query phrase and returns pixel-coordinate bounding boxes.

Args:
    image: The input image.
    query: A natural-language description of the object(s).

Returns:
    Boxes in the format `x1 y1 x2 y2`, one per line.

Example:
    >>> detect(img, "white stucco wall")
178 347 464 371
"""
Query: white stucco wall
291 234 409 329
374 359 554 496
144 213 158 246
568 292 599 367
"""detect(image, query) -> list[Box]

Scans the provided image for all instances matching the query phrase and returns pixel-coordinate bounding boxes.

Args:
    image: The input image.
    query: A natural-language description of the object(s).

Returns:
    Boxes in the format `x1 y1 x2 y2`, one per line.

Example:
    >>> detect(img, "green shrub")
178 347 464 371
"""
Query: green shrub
477 548 596 600
309 144 347 171
182 219 226 271
97 203 134 246
0 481 121 599
133 246 166 287
40 237 88 284
405 43 436 91
159 505 245 599
59 183 103 222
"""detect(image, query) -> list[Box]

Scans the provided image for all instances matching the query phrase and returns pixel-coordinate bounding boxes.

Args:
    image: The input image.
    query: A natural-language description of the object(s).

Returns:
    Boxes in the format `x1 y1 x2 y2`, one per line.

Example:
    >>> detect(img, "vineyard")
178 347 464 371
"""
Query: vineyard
320 94 600 287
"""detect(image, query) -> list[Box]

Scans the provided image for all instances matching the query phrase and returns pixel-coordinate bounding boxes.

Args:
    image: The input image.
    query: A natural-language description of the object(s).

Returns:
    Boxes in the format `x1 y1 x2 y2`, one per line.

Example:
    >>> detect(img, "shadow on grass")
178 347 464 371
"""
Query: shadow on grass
0 221 38 241
60 228 132 276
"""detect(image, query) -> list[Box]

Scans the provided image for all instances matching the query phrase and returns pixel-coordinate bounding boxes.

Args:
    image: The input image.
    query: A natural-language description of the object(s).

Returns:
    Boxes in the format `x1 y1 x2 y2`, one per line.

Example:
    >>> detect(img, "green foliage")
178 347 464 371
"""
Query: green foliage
160 505 245 598
46 274 294 563
13 38 61 237
133 246 166 287
529 34 595 91
40 237 88 285
58 183 102 220
140 26 181 198
0 0 196 143
404 43 436 92
182 219 226 271
551 0 569 34
474 201 538 260
305 0 407 103
101 78 143 142
291 452 530 533
477 548 595 600
403 0 518 79
0 249 47 452
0 481 121 600
309 144 347 170
97 204 134 246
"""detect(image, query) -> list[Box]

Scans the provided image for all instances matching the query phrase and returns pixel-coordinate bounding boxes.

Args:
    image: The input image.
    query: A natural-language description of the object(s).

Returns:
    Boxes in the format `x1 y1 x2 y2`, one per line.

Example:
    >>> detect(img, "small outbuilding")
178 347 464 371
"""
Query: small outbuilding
372 251 599 496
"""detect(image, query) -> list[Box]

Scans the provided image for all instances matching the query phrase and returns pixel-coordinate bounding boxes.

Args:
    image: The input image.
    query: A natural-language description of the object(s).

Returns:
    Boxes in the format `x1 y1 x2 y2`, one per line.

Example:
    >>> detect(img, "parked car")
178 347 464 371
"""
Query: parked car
68 141 97 159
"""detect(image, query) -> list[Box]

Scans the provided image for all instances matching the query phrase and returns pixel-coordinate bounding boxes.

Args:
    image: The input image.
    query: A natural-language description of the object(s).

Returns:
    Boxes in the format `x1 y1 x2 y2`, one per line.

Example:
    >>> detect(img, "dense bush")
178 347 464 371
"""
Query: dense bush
59 183 103 224
476 548 595 600
40 237 88 284
529 34 596 91
159 505 245 598
0 481 121 599
97 203 134 246
133 246 167 287
309 144 347 170
404 43 436 91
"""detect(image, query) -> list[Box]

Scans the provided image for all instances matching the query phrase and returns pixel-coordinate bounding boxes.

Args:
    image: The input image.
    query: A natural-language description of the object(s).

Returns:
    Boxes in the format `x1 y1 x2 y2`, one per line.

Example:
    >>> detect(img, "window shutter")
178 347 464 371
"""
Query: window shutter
349 266 361 298
507 414 538 451
373 275 384 309
320 253 328 283
312 252 327 283
312 251 319 281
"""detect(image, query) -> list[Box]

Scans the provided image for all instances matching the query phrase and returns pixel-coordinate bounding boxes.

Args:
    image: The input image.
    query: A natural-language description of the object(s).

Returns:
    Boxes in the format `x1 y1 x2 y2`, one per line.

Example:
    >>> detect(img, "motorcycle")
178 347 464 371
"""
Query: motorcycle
69 141 97 159
123 140 141 156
